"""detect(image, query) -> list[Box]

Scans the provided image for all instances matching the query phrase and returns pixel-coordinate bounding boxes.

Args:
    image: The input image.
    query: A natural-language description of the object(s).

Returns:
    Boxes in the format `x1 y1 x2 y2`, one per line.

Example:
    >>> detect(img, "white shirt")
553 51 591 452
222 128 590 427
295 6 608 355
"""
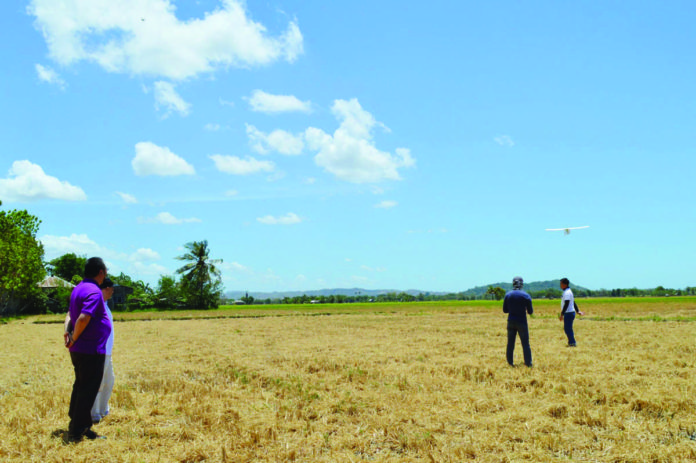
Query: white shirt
562 287 575 313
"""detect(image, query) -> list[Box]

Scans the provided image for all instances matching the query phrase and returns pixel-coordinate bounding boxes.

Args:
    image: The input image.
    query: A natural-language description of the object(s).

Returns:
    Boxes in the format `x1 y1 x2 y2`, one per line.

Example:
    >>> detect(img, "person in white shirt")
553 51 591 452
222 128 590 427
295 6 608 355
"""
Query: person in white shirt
92 277 115 423
558 278 584 347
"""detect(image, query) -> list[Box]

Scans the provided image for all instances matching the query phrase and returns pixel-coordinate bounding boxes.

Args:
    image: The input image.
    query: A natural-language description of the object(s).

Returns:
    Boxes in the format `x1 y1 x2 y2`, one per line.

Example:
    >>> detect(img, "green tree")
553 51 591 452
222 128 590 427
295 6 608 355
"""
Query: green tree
176 240 223 309
47 253 86 282
486 286 506 301
0 202 47 316
155 275 180 309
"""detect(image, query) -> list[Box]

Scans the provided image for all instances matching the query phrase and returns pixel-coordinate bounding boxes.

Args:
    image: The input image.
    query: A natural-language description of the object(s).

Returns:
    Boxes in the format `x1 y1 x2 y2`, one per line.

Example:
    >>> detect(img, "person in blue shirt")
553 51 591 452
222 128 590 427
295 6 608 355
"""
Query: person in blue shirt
503 276 534 367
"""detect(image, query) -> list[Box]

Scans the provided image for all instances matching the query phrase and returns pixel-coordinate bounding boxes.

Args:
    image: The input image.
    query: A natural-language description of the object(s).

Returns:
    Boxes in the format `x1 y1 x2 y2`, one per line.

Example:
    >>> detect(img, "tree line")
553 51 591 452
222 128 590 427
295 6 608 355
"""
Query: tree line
1 201 694 316
0 200 223 316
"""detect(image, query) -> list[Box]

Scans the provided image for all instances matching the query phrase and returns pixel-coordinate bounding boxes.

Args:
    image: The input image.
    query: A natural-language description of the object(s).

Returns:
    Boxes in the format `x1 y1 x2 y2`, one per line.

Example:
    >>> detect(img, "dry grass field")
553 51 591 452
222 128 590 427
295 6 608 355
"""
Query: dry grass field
1 298 695 462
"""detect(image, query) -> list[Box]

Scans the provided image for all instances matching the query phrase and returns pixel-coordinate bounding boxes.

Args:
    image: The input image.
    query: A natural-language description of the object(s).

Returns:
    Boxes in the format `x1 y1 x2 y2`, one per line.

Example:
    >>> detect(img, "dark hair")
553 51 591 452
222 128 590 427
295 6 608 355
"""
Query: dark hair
100 277 114 289
84 257 106 279
560 278 570 286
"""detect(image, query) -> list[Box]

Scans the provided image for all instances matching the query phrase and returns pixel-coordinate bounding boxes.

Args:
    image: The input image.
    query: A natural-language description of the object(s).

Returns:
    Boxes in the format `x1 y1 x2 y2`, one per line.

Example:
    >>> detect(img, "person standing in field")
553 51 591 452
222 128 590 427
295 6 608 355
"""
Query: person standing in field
503 276 533 367
91 277 115 423
558 277 584 347
66 277 116 424
64 257 111 443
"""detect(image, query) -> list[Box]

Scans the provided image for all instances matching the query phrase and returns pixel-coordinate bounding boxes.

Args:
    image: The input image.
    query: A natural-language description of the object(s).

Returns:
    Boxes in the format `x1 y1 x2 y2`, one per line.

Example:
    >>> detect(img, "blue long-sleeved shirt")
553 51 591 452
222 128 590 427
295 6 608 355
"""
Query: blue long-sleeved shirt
503 289 534 323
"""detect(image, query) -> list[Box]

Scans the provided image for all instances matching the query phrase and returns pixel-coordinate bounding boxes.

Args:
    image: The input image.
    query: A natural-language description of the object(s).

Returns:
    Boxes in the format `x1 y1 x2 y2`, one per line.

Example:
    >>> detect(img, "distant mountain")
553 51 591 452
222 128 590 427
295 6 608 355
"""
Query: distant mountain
225 287 449 300
225 280 584 300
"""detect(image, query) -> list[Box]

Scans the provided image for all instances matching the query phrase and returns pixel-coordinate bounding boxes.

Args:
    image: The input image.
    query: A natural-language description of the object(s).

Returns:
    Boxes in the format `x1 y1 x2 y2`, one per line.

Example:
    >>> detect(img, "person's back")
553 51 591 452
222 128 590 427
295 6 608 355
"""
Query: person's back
503 289 533 322
503 277 533 368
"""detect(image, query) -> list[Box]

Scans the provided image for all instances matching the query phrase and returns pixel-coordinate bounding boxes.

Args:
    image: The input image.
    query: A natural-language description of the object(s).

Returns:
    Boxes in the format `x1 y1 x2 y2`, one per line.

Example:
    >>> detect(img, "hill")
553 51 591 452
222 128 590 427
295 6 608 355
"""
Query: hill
459 280 589 297
225 280 585 300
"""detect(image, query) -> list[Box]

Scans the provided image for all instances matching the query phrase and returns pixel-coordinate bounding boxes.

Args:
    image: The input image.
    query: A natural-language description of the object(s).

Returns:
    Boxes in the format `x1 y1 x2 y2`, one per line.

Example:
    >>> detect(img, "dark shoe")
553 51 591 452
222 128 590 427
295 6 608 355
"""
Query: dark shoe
83 429 106 440
525 364 533 368
568 343 577 347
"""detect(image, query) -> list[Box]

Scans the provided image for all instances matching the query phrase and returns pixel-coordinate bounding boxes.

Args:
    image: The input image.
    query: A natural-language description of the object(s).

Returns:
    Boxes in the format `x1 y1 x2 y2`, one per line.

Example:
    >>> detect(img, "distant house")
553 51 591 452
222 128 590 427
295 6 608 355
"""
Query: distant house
111 285 134 311
37 276 74 289
232 300 246 305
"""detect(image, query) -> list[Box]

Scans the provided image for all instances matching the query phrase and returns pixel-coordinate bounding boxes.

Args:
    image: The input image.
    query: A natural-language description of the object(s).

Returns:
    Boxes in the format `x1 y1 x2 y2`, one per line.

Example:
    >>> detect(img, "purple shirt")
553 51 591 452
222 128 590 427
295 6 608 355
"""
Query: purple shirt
68 279 112 354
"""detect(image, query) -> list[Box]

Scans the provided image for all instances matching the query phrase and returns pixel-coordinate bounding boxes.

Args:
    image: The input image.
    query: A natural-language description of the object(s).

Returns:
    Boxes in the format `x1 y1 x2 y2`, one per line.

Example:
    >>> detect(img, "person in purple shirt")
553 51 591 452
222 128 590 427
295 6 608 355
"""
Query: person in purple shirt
63 257 112 443
502 276 534 367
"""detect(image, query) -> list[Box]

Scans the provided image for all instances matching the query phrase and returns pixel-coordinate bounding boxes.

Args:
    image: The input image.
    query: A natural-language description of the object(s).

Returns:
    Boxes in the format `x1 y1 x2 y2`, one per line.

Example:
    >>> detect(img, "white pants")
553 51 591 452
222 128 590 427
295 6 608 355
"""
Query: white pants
91 354 114 422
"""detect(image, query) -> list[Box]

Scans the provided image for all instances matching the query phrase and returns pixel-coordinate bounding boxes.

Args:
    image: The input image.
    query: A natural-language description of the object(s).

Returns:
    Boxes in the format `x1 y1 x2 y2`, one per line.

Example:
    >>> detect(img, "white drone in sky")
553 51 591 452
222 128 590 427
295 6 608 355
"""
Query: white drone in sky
545 225 590 235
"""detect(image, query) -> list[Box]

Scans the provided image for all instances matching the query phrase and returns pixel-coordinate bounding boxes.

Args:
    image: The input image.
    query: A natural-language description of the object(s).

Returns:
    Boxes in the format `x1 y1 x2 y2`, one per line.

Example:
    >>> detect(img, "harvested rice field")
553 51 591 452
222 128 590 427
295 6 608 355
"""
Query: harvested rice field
1 298 695 462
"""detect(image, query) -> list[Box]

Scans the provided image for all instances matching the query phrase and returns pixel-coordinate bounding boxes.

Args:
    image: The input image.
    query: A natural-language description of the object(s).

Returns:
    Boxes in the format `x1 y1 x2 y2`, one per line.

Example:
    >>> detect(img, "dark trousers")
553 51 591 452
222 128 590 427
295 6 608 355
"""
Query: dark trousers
507 319 532 366
69 352 105 438
564 312 577 345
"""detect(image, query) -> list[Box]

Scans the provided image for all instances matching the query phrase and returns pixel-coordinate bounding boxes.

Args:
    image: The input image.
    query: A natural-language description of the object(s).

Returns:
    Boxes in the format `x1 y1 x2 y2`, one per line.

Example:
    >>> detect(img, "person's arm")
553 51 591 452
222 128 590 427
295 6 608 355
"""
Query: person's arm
503 296 509 313
559 299 570 320
64 313 73 347
574 301 584 316
527 297 534 316
66 313 91 348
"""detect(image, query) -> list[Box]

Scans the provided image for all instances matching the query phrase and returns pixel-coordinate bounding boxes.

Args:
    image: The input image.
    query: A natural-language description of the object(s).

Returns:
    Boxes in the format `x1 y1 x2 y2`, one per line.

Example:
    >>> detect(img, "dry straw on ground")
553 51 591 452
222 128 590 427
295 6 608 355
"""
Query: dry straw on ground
1 298 695 462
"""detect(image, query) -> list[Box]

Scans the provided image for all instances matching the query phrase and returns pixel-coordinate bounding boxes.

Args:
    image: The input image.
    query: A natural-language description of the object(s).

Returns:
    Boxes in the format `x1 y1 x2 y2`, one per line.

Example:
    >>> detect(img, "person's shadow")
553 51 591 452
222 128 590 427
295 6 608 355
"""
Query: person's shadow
51 429 72 444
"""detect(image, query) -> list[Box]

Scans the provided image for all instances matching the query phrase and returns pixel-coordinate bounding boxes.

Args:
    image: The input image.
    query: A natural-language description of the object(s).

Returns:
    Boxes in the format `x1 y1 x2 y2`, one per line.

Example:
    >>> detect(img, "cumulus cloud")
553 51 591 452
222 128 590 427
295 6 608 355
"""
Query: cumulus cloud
115 191 137 204
247 90 311 114
204 123 221 131
305 99 415 183
225 189 238 197
129 247 160 262
374 200 397 209
494 135 514 147
257 212 301 225
246 124 304 155
132 142 195 176
40 234 169 278
35 63 66 89
209 154 274 175
40 233 123 261
138 212 201 225
153 81 190 117
27 0 303 81
0 160 86 202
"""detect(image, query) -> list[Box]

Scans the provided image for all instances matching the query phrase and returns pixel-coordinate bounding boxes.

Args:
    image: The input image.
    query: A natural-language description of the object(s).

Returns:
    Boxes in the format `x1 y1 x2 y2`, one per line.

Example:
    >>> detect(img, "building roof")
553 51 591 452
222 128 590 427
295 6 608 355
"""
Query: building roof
37 276 75 289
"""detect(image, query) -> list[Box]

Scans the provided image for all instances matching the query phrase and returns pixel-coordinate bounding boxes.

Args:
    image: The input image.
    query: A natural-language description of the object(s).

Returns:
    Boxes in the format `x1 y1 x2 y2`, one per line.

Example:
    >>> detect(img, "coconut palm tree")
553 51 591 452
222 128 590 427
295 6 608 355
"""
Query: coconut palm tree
175 240 223 309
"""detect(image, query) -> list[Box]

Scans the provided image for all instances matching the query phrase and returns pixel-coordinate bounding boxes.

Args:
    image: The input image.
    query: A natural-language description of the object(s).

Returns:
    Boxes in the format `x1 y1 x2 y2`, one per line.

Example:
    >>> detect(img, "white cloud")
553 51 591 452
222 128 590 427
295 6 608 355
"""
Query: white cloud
131 261 170 276
40 233 124 261
266 171 286 182
153 81 190 117
221 261 249 273
225 189 238 197
303 177 316 185
374 200 397 209
28 0 303 81
219 98 235 107
129 247 160 262
138 212 201 224
35 63 66 89
132 142 195 176
305 99 415 183
246 124 304 155
256 212 301 225
115 191 137 204
360 265 386 272
204 123 221 131
209 155 274 175
0 160 86 202
247 90 311 114
40 233 169 280
494 135 515 147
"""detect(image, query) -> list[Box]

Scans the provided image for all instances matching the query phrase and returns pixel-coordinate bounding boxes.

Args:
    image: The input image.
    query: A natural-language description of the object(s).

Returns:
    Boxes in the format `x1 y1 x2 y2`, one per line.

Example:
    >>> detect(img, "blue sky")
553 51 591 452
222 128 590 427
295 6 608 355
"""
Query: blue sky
1 1 694 292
